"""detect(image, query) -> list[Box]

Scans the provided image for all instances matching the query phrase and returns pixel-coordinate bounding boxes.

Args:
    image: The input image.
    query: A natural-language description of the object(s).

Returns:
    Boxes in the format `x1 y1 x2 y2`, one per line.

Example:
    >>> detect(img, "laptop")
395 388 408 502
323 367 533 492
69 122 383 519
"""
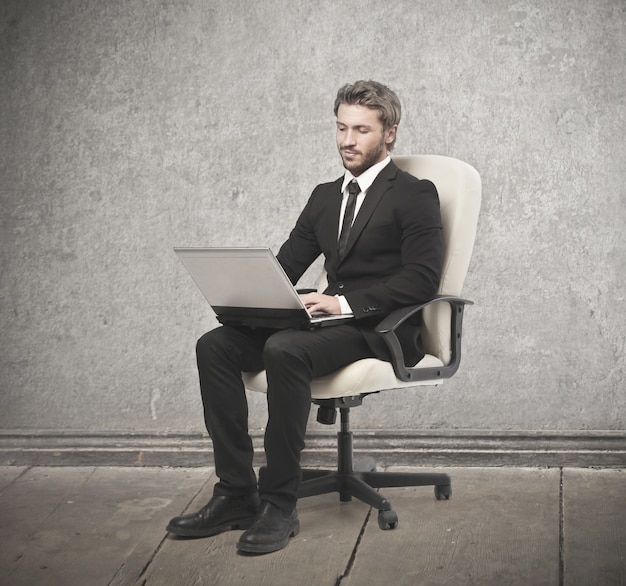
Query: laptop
174 247 354 330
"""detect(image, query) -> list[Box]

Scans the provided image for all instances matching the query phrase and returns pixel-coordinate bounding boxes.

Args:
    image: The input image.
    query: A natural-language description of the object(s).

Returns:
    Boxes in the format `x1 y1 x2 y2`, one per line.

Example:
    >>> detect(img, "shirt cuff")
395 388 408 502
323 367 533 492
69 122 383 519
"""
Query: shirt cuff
337 295 353 315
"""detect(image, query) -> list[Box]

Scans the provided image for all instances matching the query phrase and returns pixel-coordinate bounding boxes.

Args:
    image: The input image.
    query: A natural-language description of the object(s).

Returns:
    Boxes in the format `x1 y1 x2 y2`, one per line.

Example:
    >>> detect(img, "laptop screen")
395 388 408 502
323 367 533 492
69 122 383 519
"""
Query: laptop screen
174 247 304 310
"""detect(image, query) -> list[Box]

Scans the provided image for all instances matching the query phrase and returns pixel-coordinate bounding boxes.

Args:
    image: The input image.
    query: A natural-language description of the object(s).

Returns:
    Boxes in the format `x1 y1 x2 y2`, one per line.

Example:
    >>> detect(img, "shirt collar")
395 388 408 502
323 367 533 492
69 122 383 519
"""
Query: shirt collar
341 156 391 194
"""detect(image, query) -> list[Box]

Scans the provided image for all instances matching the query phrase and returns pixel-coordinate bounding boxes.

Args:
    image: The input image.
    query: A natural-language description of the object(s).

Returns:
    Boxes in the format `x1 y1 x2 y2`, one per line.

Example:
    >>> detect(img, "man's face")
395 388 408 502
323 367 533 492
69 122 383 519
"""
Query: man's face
336 104 397 177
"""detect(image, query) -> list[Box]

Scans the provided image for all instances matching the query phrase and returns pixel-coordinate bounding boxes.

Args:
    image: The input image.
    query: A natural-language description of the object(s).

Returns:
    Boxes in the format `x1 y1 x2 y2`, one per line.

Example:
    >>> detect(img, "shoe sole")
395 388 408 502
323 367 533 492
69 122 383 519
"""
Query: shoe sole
166 515 257 538
235 519 300 554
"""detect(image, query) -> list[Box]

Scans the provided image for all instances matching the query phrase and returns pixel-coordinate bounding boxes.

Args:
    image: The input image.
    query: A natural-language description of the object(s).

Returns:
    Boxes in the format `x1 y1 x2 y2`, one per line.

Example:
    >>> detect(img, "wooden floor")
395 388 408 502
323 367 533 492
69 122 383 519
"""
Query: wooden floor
0 466 624 585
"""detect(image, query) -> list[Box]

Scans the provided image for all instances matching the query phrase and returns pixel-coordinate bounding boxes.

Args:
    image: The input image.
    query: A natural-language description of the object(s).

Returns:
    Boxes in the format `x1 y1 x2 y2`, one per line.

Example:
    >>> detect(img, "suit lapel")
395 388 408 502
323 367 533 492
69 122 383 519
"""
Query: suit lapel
337 161 399 264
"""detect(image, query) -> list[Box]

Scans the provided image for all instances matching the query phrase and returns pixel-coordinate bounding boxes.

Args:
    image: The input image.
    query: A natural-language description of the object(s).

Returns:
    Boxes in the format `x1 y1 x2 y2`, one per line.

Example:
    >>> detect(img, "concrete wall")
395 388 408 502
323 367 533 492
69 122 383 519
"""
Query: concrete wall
1 0 624 435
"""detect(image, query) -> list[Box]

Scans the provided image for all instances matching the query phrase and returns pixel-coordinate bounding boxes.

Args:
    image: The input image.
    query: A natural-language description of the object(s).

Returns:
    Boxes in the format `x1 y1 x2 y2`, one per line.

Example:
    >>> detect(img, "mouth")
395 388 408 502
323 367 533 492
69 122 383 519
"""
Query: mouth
342 149 360 158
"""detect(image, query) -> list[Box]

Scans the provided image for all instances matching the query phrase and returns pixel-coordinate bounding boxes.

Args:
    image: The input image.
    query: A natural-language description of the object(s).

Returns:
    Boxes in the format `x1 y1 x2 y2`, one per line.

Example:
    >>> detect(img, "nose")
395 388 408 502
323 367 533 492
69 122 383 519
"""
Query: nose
342 129 357 147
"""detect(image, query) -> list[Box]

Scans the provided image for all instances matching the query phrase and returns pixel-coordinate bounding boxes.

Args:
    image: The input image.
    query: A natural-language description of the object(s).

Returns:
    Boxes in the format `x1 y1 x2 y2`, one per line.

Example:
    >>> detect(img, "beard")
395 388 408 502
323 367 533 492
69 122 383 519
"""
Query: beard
339 138 387 177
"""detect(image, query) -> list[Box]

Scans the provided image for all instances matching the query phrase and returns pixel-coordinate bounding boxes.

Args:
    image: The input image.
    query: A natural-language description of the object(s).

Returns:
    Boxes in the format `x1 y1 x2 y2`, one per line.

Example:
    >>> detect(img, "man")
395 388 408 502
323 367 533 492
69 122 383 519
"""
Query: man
167 81 443 554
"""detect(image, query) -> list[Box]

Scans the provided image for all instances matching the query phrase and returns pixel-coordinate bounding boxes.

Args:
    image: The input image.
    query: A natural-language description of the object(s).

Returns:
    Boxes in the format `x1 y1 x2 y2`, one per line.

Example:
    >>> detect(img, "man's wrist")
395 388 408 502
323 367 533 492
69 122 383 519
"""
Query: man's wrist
336 295 352 315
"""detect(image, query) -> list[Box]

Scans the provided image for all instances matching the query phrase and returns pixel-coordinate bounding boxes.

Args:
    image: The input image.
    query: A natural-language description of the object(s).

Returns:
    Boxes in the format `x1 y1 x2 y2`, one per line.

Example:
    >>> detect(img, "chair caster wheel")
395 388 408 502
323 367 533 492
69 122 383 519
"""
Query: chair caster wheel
377 509 398 530
435 484 452 500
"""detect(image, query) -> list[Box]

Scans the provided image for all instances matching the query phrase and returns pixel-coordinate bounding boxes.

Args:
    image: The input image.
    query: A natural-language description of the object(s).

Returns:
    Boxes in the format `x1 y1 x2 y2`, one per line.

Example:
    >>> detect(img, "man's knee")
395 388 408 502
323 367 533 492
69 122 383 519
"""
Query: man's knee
196 327 234 360
262 330 309 367
197 326 267 374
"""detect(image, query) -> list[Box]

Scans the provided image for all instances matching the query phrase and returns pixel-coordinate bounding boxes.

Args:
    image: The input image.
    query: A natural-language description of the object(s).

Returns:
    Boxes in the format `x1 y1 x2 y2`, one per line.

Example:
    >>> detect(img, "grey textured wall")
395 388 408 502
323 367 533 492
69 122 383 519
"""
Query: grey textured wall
1 0 624 434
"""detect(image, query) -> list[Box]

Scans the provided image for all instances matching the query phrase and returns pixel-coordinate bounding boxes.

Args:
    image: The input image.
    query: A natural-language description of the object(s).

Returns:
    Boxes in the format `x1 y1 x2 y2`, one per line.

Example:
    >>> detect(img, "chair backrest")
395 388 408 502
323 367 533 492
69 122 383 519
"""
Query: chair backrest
317 155 481 366
393 155 481 364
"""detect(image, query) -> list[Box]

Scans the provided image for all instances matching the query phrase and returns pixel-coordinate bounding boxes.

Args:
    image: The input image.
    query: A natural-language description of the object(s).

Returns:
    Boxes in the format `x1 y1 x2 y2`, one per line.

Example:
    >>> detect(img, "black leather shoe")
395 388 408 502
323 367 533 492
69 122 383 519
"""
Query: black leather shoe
236 501 299 554
166 493 261 537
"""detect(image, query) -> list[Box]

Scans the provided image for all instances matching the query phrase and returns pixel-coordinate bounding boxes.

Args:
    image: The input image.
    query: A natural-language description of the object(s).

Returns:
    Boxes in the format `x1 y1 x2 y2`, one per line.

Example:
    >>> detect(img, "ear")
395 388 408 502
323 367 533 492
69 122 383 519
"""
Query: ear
384 124 397 146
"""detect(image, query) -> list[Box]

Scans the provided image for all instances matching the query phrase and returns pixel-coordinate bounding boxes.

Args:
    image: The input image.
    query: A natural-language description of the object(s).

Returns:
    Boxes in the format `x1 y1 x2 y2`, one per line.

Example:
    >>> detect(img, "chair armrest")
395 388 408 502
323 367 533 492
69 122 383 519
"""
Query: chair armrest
375 295 474 334
375 296 474 383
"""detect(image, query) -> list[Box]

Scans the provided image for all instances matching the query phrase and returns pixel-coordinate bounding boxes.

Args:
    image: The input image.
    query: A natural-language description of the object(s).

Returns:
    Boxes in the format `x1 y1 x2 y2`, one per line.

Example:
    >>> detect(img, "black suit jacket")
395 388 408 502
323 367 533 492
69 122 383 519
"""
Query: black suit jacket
277 161 443 366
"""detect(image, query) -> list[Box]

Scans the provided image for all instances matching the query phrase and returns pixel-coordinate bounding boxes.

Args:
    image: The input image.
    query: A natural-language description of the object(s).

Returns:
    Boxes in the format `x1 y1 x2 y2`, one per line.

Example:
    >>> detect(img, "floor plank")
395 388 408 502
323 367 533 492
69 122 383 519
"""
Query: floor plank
141 482 370 586
343 467 561 586
0 466 97 584
0 466 212 586
563 468 626 586
0 465 28 492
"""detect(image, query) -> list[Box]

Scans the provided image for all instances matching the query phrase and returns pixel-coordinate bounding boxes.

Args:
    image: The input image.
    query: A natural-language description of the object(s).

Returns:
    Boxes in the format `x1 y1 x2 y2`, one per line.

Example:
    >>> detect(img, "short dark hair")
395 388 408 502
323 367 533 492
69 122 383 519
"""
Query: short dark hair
334 80 402 150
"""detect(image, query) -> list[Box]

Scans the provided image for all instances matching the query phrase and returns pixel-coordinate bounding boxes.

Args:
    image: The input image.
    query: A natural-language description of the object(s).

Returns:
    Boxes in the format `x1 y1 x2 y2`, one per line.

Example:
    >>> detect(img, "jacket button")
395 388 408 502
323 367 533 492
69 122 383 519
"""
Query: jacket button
338 282 344 289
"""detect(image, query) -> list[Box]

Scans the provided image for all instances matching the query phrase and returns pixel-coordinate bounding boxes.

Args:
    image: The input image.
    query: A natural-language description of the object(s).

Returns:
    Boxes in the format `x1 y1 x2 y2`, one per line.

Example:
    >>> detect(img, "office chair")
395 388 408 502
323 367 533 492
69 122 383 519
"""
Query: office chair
243 155 482 529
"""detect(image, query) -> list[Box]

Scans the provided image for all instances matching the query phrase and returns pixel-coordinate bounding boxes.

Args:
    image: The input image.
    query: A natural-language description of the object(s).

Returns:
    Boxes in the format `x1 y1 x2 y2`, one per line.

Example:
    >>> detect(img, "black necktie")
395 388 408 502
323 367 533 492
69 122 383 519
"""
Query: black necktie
338 180 360 256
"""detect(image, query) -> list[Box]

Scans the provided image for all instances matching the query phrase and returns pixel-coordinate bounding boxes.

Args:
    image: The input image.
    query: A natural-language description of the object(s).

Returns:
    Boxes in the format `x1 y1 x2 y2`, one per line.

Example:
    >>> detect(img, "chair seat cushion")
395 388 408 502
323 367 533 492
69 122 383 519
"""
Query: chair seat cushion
242 354 444 399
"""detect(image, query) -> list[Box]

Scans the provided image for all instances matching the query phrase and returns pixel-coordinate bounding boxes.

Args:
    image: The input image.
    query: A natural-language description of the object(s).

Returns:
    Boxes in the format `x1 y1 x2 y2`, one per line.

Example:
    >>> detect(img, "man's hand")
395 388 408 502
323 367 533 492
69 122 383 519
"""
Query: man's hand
299 292 342 315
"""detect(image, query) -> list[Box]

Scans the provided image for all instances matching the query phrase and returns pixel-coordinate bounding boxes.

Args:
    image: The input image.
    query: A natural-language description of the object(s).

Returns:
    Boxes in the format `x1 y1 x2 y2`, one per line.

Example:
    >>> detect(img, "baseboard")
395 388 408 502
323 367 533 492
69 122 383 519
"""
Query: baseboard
0 429 624 468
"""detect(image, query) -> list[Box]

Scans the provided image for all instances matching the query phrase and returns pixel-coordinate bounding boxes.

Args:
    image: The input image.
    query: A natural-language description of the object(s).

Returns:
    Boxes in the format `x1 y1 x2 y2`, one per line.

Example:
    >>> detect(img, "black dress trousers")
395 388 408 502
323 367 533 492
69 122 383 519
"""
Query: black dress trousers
195 323 375 512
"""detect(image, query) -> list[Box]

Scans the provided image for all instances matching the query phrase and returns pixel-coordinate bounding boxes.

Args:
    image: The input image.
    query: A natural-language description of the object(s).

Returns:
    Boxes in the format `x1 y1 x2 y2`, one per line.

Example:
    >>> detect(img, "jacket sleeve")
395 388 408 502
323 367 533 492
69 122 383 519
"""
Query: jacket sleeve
275 185 325 285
